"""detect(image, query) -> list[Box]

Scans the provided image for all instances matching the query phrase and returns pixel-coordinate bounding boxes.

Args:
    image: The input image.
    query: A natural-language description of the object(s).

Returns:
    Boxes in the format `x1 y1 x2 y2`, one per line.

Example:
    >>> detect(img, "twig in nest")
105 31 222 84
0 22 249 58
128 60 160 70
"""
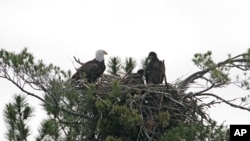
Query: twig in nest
73 56 84 66
162 60 168 85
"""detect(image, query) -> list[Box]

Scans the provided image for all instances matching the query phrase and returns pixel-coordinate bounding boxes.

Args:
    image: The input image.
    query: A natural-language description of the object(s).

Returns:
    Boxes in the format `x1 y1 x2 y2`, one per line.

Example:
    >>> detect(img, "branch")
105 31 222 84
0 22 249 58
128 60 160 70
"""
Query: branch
1 73 92 120
3 74 47 104
195 93 250 112
178 69 210 91
73 56 84 66
178 53 250 91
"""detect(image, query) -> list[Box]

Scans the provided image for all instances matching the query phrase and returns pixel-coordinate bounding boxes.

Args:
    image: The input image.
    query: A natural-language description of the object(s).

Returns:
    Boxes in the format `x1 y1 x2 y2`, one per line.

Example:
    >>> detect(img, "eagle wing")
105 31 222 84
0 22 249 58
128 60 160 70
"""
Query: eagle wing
80 61 99 74
145 60 165 84
122 74 144 85
72 59 101 82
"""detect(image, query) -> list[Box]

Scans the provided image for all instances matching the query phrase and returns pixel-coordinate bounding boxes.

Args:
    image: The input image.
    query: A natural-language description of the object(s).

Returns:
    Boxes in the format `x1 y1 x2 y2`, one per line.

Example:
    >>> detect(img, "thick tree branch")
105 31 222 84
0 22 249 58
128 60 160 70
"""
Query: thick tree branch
178 69 210 91
195 93 250 112
178 53 250 91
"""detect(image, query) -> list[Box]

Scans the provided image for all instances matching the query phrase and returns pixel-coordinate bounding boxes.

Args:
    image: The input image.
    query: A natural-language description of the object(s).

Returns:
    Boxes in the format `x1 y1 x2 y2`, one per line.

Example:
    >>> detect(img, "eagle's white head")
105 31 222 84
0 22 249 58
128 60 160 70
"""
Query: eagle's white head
95 49 108 62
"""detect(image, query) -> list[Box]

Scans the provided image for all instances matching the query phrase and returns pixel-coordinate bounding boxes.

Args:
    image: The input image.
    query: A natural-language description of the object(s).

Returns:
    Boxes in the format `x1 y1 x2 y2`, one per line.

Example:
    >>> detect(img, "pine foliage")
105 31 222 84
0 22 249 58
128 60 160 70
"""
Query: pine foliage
107 56 122 76
2 48 250 140
4 95 33 141
123 57 136 74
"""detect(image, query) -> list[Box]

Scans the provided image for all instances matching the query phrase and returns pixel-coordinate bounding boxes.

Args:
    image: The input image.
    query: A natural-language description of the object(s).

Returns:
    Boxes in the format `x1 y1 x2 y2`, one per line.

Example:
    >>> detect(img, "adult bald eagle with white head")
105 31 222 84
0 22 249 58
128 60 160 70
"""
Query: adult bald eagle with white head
72 49 107 83
145 51 165 84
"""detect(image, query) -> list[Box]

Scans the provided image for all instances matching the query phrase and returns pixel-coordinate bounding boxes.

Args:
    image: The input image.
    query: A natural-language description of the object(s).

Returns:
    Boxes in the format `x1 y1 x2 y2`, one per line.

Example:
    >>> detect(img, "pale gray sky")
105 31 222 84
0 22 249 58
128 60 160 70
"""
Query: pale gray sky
1 0 250 140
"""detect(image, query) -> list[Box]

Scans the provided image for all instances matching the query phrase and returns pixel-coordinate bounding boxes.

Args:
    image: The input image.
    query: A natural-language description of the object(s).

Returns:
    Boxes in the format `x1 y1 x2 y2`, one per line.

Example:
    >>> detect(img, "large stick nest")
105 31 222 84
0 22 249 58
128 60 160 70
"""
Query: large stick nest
75 74 209 140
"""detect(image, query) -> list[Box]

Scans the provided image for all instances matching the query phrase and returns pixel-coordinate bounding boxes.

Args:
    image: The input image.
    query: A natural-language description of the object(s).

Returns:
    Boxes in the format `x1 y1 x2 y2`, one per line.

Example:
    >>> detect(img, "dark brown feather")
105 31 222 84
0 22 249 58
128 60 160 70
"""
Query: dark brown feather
72 59 106 83
145 52 165 84
122 69 144 85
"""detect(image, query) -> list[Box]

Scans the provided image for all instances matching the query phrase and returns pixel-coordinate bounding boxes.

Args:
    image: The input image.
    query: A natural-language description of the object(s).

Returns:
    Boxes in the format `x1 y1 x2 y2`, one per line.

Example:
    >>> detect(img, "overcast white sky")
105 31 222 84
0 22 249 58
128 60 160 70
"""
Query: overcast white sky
1 0 250 140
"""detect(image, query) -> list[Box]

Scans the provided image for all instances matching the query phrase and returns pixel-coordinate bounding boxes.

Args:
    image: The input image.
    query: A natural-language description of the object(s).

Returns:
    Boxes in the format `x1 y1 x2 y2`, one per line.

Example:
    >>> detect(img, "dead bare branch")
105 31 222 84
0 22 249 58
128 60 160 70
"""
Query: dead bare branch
73 56 84 66
195 93 250 112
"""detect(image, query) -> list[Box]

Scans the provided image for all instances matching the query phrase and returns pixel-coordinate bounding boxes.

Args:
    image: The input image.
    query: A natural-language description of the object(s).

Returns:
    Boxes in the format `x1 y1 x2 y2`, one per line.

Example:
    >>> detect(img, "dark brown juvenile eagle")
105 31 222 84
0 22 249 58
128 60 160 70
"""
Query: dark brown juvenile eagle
72 49 107 83
121 69 145 85
145 52 165 84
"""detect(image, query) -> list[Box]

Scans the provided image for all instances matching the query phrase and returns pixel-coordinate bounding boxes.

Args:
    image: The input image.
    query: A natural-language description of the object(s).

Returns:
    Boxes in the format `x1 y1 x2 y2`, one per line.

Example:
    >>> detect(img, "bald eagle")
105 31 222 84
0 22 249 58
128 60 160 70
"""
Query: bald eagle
72 49 107 83
145 52 165 84
121 69 145 85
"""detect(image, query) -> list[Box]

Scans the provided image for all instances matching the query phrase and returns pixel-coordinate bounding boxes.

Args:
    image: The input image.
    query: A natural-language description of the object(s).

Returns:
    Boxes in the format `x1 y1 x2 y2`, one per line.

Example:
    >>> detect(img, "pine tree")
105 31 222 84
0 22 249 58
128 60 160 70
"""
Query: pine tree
123 57 136 74
1 48 250 140
4 95 33 141
107 56 122 76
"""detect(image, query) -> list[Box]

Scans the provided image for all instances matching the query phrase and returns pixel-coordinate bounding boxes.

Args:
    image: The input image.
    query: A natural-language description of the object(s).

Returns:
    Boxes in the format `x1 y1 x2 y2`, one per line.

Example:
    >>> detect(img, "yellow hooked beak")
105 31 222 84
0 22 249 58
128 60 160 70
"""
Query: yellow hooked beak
103 50 108 55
